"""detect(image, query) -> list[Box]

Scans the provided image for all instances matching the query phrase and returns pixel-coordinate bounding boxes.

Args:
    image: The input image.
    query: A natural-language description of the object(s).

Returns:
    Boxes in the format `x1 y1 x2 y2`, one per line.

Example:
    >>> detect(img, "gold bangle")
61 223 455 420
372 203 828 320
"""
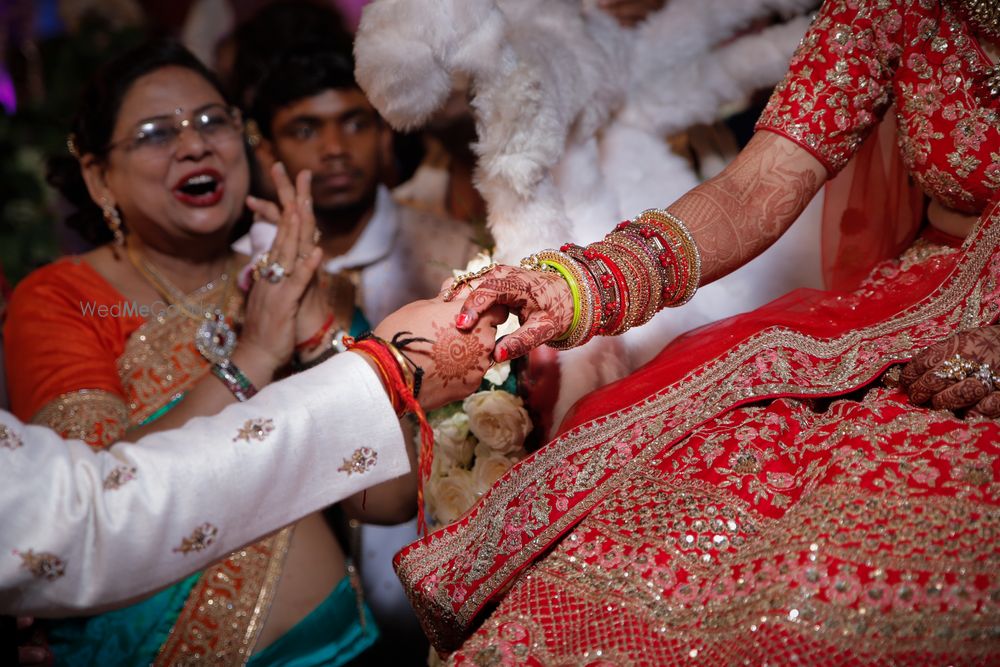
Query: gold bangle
379 338 416 395
636 209 701 306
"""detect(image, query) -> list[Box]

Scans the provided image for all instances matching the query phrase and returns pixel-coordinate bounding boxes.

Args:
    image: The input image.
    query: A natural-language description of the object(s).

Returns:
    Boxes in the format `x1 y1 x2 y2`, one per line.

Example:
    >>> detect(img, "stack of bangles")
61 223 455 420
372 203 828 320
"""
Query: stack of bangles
523 208 701 350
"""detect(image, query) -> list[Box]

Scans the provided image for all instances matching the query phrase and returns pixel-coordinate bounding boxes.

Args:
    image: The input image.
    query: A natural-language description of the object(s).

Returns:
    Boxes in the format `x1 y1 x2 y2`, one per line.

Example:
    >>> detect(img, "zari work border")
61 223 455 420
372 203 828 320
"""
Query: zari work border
154 527 292 666
118 287 243 425
396 204 1000 650
31 389 129 450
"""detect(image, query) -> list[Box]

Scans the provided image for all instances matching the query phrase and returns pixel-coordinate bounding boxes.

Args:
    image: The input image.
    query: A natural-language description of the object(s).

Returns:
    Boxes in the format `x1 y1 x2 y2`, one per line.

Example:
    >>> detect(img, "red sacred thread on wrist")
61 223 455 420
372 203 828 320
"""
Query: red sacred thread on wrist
295 313 336 353
345 337 436 536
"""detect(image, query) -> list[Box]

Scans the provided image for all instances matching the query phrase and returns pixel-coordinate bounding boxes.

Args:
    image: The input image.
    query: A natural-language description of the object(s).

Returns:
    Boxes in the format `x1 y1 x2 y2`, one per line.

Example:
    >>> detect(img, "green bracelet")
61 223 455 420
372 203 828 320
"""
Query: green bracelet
539 258 582 342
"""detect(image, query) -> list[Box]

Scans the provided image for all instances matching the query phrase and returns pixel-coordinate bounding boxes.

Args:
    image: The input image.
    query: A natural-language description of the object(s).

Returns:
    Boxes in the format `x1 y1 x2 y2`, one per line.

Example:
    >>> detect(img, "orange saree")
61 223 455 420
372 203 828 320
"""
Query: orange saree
4 257 291 665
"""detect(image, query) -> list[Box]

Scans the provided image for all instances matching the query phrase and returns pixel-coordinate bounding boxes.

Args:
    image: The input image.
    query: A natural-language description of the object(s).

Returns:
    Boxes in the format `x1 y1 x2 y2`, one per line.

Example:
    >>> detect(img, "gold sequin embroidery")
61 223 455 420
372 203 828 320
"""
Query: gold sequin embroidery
103 465 137 490
174 523 218 554
233 417 275 443
32 389 129 450
339 447 378 475
0 424 23 450
16 549 66 581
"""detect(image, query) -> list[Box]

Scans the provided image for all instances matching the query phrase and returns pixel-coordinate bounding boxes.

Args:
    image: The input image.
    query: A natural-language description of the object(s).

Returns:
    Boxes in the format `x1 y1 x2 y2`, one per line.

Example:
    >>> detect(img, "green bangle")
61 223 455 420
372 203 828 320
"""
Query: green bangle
539 259 581 341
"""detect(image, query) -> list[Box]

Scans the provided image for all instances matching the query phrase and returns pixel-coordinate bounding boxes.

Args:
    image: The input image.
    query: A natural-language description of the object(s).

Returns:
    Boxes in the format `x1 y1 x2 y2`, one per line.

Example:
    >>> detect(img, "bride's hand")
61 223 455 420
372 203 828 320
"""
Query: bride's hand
452 265 574 362
247 163 333 348
900 325 1000 418
374 297 508 410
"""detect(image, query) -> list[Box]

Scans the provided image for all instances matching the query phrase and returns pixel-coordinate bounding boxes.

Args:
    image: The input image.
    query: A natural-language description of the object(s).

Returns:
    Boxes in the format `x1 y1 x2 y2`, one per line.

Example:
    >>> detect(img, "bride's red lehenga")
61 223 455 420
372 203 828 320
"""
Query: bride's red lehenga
398 0 1000 663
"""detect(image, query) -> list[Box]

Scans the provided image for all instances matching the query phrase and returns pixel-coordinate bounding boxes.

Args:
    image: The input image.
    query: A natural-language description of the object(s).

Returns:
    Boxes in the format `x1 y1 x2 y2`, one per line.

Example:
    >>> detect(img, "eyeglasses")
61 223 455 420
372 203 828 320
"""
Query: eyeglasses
105 105 244 155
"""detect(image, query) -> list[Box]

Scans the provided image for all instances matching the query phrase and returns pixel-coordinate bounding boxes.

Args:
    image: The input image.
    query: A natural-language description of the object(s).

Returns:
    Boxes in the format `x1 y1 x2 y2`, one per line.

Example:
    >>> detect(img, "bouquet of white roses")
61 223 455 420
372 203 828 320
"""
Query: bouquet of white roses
424 254 533 527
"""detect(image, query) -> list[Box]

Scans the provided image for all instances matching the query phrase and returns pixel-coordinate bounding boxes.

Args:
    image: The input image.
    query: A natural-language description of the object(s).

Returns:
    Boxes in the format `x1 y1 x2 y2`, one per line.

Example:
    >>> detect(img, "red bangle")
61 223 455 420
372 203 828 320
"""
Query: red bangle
346 336 436 537
295 313 336 353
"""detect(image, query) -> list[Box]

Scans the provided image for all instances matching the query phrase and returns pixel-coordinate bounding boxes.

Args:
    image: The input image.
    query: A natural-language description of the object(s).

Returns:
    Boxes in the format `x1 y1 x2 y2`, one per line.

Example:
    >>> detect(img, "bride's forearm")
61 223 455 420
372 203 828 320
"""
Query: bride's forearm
454 133 829 359
669 131 827 284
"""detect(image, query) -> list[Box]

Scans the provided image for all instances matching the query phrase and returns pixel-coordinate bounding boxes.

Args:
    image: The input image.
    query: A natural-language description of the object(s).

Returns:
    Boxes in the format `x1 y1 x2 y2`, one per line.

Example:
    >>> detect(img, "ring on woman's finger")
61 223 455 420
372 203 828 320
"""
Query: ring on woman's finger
933 354 981 381
259 261 289 283
313 229 322 245
969 362 999 390
442 263 498 301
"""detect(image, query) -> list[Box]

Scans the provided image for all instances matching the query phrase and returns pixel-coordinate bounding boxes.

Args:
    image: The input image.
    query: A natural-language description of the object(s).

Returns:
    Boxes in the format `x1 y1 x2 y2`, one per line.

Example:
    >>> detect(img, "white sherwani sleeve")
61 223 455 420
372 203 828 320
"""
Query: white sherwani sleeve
0 352 405 617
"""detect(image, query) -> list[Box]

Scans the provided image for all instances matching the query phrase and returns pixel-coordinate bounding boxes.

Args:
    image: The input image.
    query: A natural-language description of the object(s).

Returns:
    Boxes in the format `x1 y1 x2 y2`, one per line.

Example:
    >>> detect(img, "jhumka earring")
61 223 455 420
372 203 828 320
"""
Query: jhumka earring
101 200 125 247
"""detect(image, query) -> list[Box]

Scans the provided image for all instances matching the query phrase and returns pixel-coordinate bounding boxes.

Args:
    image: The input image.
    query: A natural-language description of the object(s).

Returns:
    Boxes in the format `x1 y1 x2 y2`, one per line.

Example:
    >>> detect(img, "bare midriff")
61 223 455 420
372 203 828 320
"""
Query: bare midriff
253 511 346 652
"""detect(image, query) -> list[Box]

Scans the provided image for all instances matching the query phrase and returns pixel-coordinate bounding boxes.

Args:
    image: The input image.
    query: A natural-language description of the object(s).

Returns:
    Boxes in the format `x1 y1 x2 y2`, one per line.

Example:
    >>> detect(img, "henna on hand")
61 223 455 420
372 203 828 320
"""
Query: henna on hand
457 265 573 361
970 392 1000 418
930 377 991 411
423 322 490 388
375 299 504 409
900 325 1000 417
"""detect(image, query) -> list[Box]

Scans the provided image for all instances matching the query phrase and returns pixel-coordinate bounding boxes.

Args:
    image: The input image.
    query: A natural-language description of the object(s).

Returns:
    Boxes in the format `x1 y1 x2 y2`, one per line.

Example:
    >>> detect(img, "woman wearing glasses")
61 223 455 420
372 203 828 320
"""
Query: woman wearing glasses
3 41 419 666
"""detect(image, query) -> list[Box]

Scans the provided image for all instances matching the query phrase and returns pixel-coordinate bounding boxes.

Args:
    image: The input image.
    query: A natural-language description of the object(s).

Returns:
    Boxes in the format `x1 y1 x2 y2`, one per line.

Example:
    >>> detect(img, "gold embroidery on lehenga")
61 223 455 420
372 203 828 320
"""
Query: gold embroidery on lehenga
396 206 1000 651
452 385 1000 664
32 389 129 449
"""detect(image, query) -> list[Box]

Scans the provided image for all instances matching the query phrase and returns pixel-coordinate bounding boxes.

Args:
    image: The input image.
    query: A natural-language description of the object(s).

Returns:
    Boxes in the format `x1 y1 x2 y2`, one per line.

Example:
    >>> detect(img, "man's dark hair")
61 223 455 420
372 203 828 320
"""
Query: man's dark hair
229 0 352 108
250 46 361 140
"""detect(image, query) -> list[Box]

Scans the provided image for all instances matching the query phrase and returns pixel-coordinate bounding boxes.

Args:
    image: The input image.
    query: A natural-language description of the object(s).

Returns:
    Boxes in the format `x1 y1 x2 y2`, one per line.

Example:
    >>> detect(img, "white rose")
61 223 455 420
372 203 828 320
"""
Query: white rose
472 448 518 495
427 469 478 525
431 449 463 478
433 412 474 467
483 361 511 386
463 390 532 455
483 313 521 386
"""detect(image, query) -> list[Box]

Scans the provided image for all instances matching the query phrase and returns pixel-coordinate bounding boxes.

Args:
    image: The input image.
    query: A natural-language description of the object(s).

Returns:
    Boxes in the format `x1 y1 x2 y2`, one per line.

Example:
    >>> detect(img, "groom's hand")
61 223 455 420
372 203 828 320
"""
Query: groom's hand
374 298 507 410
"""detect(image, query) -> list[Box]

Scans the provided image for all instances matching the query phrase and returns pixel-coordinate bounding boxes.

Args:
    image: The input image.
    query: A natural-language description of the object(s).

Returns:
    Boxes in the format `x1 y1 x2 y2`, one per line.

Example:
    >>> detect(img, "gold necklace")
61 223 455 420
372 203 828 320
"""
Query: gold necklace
126 243 238 364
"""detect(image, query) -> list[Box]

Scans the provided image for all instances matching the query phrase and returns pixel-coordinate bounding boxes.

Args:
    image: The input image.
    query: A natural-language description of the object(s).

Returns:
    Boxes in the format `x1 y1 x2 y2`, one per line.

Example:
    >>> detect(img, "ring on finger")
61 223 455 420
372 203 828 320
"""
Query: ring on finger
251 253 270 283
933 354 980 381
442 262 498 301
260 260 289 283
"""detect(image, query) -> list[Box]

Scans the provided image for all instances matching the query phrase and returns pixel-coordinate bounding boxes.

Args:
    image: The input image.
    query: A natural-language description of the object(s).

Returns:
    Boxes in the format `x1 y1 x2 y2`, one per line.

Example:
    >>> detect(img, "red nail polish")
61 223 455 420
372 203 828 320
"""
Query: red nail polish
456 313 472 328
496 347 509 362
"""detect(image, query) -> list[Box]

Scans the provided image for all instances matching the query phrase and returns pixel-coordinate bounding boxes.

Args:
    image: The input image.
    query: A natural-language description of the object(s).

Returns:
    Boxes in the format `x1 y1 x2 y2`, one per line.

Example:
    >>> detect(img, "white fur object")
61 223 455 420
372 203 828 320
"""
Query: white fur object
356 0 821 428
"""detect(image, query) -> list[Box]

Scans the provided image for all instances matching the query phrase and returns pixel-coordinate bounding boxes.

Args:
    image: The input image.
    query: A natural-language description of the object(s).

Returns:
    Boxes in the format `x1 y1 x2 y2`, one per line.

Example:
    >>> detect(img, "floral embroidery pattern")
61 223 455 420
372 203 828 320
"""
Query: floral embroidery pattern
395 207 1000 653
338 447 378 475
757 0 1000 212
233 418 275 443
15 549 66 581
103 465 137 490
0 424 23 450
174 523 218 554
